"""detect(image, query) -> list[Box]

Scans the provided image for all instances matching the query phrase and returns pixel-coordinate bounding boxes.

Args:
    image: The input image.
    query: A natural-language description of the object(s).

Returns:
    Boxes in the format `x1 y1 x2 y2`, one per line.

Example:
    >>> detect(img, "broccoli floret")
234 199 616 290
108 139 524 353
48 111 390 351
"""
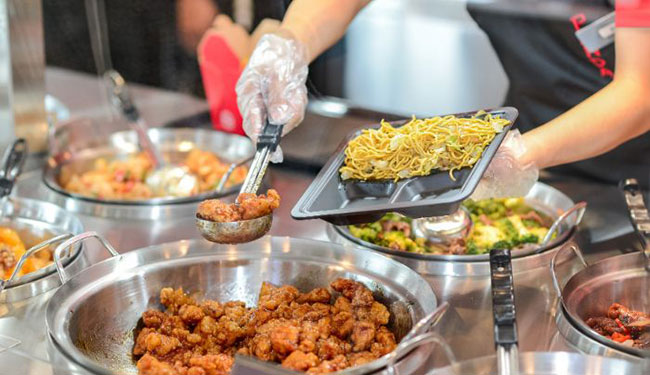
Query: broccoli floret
491 240 512 250
522 219 541 228
382 212 411 224
466 240 480 254
519 233 539 244
367 221 382 233
349 226 378 243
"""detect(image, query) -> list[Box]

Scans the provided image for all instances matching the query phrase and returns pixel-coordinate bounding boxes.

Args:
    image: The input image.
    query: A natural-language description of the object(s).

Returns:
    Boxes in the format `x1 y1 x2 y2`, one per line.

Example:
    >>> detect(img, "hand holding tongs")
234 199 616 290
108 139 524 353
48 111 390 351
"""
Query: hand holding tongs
196 122 283 244
490 248 519 375
0 139 27 217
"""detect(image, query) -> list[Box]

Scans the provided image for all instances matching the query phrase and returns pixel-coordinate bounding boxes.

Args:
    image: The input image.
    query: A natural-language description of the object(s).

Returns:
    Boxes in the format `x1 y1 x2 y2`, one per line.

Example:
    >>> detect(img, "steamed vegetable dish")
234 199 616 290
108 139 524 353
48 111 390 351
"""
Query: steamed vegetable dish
62 149 247 200
348 198 552 255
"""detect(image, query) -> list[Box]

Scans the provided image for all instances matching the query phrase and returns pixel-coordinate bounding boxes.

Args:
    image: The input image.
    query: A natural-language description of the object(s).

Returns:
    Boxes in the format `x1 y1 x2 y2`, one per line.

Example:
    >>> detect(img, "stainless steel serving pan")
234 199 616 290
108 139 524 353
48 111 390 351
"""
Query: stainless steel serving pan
425 351 646 374
46 235 437 375
328 183 581 276
551 179 650 358
0 197 84 303
43 125 254 219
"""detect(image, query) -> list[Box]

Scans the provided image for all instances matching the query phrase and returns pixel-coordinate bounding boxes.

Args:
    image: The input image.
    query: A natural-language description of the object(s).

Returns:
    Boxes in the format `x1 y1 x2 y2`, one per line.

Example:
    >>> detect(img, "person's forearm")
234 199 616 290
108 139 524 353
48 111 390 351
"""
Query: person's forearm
522 28 650 169
522 78 650 168
279 0 370 62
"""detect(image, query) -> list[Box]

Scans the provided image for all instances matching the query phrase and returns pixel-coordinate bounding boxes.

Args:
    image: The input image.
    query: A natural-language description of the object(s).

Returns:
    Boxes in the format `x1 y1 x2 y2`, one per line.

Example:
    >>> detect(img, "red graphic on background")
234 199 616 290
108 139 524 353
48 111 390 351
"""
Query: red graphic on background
616 0 650 27
570 14 614 79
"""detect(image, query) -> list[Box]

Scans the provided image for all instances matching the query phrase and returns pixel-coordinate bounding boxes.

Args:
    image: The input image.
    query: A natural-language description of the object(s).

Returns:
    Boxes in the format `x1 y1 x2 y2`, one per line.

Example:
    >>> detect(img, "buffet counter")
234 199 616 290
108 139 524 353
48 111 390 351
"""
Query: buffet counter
1 68 646 374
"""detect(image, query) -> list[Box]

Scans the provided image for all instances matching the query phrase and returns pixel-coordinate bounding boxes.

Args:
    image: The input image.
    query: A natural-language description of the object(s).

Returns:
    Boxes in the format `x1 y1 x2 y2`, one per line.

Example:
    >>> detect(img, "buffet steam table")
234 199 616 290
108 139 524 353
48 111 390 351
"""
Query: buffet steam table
0 68 644 375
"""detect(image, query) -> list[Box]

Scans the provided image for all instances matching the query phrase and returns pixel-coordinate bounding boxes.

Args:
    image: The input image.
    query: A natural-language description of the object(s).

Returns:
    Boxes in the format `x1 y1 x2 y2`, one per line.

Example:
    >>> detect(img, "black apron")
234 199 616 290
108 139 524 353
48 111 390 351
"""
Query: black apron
468 1 650 188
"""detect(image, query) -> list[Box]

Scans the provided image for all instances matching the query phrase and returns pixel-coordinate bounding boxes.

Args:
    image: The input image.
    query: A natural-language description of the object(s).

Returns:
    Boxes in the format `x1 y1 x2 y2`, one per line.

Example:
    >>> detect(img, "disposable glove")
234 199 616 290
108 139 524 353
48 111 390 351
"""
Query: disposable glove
236 32 309 163
471 129 539 200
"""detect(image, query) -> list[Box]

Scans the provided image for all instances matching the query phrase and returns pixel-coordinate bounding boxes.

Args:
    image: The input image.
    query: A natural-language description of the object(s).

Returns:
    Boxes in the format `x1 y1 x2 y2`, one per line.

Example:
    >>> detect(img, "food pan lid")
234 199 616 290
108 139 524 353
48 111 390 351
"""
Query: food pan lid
291 107 518 225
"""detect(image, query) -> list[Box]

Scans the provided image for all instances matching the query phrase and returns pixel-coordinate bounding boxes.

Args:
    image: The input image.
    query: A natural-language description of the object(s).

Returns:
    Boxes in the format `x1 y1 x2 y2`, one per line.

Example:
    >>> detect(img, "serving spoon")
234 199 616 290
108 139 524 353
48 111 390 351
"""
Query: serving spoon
104 70 199 197
196 122 283 244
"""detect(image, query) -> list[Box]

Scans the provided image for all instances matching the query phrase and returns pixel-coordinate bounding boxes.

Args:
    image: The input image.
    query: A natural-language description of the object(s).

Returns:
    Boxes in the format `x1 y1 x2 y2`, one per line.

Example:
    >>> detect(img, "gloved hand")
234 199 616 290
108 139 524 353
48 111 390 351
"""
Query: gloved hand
470 129 539 200
236 31 309 163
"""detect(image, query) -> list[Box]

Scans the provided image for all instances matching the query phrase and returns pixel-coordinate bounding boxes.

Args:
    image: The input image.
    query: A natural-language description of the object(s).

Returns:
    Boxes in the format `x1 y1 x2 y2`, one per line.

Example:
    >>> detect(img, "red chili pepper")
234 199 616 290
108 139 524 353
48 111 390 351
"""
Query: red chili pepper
615 318 630 335
611 332 631 343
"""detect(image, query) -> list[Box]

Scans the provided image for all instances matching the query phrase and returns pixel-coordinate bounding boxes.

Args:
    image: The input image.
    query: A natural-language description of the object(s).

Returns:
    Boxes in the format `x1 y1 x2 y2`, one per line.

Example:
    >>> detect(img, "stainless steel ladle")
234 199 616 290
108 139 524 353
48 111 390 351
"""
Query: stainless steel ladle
104 70 199 197
196 122 283 244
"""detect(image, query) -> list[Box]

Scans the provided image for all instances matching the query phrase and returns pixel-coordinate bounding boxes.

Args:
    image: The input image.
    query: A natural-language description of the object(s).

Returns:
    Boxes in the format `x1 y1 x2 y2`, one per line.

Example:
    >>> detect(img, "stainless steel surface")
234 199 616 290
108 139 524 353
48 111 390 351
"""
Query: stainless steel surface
556 250 650 358
52 231 118 284
329 182 577 265
43 127 254 219
0 197 84 303
413 208 472 243
425 351 647 375
196 214 272 244
46 236 437 375
0 0 48 152
401 302 449 344
541 201 587 248
0 234 72 294
386 332 456 375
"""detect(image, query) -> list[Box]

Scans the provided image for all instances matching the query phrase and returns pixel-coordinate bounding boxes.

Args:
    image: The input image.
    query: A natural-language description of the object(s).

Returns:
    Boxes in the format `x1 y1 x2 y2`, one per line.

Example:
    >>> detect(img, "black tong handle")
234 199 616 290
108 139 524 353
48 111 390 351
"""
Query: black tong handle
257 122 284 153
620 178 650 249
490 248 518 348
0 139 27 198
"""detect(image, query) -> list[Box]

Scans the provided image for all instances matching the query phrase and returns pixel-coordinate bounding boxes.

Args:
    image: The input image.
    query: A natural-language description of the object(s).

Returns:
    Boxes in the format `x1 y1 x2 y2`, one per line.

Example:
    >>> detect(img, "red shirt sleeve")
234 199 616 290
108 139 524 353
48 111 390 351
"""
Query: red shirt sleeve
616 0 650 27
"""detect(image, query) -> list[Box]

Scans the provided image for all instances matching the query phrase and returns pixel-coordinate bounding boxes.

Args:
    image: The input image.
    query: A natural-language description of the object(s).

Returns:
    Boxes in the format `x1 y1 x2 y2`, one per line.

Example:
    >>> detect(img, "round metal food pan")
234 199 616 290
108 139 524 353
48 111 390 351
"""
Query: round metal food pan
328 183 580 276
46 236 438 375
425 351 646 375
332 182 575 262
0 197 84 303
552 246 650 358
43 127 254 219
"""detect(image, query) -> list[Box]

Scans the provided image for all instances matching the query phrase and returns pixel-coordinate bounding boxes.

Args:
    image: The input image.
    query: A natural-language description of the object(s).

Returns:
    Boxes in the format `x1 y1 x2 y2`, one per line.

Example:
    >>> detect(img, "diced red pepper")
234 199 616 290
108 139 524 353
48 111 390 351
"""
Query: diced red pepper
611 332 631 343
114 169 126 182
615 318 630 335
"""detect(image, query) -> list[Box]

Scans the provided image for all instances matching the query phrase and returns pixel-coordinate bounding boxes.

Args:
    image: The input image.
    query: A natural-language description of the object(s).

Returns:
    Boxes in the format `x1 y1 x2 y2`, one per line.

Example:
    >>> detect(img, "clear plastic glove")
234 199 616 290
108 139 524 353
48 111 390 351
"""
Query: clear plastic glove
470 129 539 200
236 32 309 163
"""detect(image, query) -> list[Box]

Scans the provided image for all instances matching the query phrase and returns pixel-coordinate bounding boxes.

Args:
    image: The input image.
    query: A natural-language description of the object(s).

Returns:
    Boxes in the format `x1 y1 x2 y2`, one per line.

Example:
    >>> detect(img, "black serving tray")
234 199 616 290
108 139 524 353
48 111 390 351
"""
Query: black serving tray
291 107 518 225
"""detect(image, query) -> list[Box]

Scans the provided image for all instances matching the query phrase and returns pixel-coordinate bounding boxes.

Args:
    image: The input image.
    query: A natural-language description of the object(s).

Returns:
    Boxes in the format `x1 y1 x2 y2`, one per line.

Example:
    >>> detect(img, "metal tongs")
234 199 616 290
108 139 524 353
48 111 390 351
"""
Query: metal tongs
490 248 519 375
0 139 27 218
196 122 283 244
104 70 199 197
620 178 650 272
